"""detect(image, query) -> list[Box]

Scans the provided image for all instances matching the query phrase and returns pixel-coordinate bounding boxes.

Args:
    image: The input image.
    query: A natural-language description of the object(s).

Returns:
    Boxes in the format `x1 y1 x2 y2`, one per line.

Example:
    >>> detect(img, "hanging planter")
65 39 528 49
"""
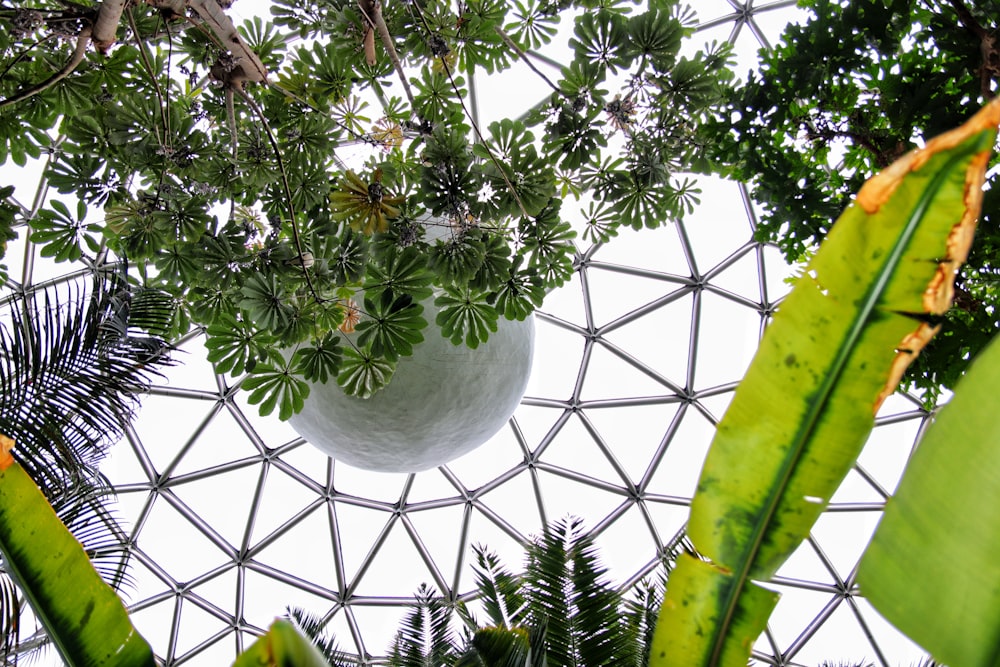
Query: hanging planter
289 298 534 472
1 0 735 436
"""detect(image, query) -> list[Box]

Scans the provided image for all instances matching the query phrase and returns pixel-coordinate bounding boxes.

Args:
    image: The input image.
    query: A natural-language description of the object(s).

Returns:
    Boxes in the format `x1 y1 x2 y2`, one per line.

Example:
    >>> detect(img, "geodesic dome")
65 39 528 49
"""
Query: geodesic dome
1 0 940 664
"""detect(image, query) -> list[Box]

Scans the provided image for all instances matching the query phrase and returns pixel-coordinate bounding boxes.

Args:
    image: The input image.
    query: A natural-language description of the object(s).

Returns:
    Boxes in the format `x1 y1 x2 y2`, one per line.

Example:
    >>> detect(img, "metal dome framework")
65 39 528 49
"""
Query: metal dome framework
0 1 937 664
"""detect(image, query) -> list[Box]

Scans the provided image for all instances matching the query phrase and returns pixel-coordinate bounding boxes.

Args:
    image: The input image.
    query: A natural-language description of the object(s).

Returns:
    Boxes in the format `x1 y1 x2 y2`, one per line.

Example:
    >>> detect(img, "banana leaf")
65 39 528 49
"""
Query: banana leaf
0 434 155 666
857 332 1000 667
650 98 1000 667
233 619 332 667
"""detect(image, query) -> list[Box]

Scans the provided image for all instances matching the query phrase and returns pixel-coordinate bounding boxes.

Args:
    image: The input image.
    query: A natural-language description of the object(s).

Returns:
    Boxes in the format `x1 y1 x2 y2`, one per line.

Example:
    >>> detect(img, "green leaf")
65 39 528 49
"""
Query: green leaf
354 292 426 362
232 619 332 667
240 274 292 331
30 200 101 263
364 245 434 303
0 435 156 667
489 262 544 322
205 315 275 376
857 332 1000 667
651 99 1000 667
518 200 576 288
292 333 343 384
241 362 310 421
337 348 395 399
435 288 499 349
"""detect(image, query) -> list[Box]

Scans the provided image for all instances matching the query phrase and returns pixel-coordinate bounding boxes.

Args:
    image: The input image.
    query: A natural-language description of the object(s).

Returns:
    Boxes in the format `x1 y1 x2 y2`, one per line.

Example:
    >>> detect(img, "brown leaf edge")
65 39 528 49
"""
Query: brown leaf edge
865 97 1000 411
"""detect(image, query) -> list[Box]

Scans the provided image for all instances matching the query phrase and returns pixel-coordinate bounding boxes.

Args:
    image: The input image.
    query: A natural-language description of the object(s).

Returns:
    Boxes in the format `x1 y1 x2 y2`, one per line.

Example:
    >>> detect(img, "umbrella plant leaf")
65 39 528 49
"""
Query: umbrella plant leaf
337 348 395 398
435 288 499 349
0 434 155 666
651 98 1000 667
857 332 1000 667
241 362 310 421
355 293 426 362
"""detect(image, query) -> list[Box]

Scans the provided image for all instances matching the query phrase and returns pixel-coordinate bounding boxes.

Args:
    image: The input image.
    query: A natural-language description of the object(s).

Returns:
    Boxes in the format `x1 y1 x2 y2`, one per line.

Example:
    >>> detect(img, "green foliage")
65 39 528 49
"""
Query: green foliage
704 0 1000 403
653 97 1000 667
858 332 1000 667
435 288 499 349
0 438 156 666
355 292 427 361
0 0 734 419
337 347 395 399
241 359 311 421
381 516 672 667
0 264 174 499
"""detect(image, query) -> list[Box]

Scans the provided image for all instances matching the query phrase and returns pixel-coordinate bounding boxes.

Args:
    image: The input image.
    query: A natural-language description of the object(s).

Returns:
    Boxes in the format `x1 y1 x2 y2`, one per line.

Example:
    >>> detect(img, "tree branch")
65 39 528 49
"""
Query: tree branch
945 0 999 98
0 25 91 110
91 0 126 51
184 0 267 85
357 0 415 107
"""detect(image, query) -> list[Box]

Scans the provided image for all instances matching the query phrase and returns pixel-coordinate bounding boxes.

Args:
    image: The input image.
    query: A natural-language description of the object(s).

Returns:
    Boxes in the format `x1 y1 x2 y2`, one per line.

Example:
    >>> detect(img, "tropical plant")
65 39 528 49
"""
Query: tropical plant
287 516 678 667
0 263 173 499
0 439 327 667
857 329 1000 667
650 91 1000 664
0 434 156 666
0 0 733 418
0 263 174 661
704 0 1000 405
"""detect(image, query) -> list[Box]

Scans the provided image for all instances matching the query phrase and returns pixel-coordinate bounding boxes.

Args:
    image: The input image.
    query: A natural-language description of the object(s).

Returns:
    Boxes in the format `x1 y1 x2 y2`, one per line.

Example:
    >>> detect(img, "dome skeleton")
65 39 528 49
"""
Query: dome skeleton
0 0 938 664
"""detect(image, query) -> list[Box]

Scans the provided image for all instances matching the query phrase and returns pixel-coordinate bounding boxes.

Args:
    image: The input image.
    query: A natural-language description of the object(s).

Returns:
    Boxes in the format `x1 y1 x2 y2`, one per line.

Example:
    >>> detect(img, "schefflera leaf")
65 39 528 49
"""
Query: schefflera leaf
650 97 1000 667
858 332 1000 667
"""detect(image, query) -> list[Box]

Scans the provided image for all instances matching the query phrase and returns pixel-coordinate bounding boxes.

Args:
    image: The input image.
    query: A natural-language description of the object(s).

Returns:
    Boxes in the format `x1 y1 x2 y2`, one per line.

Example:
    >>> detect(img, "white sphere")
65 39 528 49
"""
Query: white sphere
288 305 534 472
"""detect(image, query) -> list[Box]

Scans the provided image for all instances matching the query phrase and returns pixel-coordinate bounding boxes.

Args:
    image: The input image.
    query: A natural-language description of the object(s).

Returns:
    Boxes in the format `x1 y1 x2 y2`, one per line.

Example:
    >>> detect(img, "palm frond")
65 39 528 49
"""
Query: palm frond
0 264 174 499
284 606 359 666
0 572 19 660
624 579 662 667
522 518 574 666
457 622 548 667
53 491 134 593
390 584 459 667
568 525 633 667
471 545 525 629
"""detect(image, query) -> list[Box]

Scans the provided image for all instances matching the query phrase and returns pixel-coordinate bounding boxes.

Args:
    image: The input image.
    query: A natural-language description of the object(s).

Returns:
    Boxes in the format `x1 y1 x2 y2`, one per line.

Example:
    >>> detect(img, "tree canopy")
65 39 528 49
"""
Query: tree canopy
0 0 732 418
707 0 1000 404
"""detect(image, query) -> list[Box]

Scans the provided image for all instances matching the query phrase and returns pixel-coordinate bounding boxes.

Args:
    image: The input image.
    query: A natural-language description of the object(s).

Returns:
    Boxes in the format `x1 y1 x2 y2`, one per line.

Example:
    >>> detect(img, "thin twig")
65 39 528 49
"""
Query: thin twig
125 7 168 148
357 0 417 108
407 4 532 220
494 25 562 95
0 33 58 82
237 90 327 305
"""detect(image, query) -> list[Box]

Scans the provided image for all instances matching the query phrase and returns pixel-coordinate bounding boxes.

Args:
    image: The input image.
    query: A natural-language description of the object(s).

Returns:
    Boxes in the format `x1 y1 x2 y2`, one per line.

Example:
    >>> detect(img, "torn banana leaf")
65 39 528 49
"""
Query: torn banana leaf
0 434 155 666
858 332 1000 667
650 97 1000 667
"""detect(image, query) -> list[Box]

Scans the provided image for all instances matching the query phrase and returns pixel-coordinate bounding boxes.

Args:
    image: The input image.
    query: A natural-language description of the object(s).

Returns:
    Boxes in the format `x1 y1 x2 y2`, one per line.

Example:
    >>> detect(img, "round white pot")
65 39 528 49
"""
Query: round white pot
288 303 535 473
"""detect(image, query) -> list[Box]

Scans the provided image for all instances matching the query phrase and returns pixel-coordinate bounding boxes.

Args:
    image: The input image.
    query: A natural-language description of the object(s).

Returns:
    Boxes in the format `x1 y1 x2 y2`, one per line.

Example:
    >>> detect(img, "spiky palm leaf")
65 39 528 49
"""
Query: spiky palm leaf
455 623 547 667
0 263 173 662
470 545 526 630
0 263 174 499
285 606 360 666
0 571 17 664
390 584 461 667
